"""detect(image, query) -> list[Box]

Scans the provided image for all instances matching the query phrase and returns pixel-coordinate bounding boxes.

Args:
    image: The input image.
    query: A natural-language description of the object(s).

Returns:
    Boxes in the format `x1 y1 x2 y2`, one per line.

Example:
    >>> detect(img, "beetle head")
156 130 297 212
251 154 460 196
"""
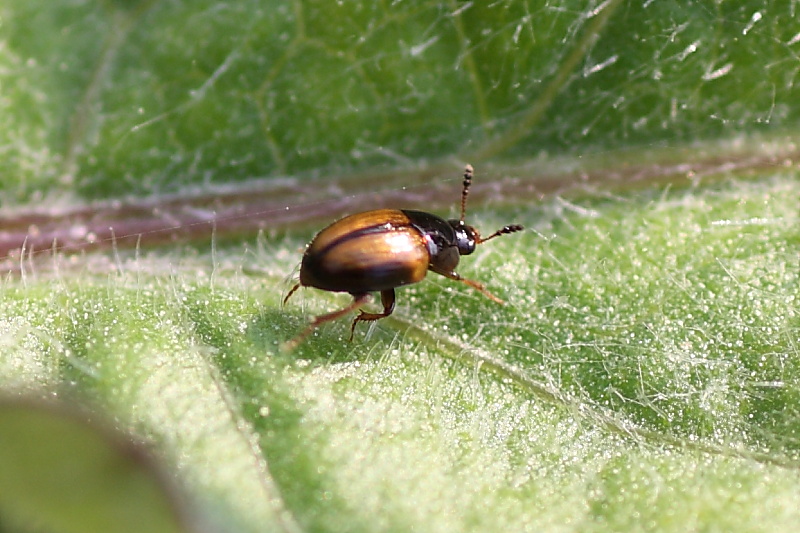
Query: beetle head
448 219 478 256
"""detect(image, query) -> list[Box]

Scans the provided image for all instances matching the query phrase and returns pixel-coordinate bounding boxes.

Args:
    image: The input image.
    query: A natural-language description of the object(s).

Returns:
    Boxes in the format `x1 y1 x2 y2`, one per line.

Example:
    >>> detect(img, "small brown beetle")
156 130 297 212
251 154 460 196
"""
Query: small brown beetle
283 165 523 347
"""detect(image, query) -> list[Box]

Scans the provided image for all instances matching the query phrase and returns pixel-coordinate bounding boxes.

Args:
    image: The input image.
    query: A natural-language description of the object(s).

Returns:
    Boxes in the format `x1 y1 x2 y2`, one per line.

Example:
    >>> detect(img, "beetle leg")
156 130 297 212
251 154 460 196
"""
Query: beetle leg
283 282 302 306
349 289 396 340
434 269 504 304
283 293 370 351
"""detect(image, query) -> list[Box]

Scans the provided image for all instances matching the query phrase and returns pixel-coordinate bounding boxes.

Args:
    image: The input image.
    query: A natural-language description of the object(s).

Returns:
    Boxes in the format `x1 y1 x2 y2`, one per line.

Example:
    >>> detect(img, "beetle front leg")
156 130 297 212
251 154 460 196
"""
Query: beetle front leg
350 289 396 340
434 269 504 304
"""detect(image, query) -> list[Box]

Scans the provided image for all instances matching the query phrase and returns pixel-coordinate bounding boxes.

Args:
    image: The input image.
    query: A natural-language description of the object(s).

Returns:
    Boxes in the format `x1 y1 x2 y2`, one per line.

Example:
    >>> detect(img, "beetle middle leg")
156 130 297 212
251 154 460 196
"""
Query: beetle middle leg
283 293 371 351
350 289 396 340
433 268 504 304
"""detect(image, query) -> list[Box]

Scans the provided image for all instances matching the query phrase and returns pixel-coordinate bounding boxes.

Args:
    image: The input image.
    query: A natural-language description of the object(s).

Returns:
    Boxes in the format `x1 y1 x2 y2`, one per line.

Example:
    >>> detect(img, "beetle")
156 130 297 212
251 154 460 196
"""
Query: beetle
283 164 523 347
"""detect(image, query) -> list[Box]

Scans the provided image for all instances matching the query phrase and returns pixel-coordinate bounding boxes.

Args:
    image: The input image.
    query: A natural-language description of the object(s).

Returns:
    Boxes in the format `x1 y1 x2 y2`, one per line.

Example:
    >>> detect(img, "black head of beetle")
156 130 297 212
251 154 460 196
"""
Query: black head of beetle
282 164 523 349
450 220 477 255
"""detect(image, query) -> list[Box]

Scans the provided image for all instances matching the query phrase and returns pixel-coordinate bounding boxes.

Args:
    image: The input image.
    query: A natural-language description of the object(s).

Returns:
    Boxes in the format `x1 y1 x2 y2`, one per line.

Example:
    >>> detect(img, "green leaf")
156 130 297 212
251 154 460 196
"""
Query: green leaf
1 1 799 532
2 0 797 198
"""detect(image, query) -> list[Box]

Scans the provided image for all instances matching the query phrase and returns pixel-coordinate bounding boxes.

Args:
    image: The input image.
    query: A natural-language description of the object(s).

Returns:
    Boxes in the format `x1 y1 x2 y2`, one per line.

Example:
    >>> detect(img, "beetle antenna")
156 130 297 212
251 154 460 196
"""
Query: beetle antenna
460 164 473 223
477 224 524 244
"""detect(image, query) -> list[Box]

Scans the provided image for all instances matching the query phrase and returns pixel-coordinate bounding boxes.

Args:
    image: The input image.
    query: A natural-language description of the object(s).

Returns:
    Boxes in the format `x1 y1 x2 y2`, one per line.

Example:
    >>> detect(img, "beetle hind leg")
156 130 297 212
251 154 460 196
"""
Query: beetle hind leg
283 282 302 306
350 289 396 340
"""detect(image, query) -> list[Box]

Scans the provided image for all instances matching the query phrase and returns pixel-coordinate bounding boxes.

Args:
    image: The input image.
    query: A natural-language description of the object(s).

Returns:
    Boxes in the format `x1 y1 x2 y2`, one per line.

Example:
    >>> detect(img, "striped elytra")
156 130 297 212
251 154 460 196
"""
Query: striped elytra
299 209 430 294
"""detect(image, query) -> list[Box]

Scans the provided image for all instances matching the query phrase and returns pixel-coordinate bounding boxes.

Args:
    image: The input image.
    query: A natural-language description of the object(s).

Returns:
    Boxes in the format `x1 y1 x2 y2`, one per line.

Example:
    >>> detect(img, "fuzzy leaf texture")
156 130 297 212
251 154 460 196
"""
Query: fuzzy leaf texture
0 1 799 532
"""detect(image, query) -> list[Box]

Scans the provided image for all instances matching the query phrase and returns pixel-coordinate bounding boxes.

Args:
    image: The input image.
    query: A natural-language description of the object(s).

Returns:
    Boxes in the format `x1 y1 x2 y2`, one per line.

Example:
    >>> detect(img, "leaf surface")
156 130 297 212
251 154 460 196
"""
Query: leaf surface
1 1 799 531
